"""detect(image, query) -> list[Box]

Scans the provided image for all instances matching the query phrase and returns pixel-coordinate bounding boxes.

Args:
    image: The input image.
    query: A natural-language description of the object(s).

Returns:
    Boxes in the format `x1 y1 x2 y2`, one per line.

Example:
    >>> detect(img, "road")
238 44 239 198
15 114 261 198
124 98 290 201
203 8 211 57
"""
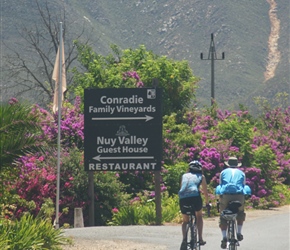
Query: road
63 206 289 249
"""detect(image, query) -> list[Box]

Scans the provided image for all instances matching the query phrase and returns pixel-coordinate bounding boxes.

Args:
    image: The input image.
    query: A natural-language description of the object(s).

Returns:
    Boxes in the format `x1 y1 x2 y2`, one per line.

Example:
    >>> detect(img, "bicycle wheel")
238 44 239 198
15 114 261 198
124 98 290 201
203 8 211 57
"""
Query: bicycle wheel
228 242 237 250
185 221 195 250
191 224 196 250
192 223 200 250
228 221 237 250
184 222 191 250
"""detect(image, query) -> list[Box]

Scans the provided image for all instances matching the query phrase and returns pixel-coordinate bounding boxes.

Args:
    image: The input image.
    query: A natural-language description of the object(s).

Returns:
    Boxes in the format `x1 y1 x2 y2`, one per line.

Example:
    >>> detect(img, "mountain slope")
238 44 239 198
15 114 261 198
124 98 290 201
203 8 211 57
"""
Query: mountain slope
1 0 289 110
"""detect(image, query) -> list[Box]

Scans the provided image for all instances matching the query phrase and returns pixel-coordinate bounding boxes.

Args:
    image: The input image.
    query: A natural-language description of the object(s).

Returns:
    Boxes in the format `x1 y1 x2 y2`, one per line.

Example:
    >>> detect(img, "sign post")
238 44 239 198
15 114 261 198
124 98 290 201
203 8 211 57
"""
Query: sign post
84 88 162 224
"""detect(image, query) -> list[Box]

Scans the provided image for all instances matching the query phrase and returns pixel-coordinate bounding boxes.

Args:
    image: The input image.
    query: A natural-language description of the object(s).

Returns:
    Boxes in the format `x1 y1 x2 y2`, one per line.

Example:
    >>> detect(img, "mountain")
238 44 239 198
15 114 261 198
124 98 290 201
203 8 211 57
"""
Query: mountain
1 0 289 111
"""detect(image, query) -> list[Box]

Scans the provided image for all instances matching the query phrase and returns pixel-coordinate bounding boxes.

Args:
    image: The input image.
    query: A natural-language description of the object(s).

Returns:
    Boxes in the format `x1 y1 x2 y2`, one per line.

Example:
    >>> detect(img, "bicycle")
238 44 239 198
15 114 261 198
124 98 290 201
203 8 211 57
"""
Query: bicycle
218 200 242 250
182 204 211 250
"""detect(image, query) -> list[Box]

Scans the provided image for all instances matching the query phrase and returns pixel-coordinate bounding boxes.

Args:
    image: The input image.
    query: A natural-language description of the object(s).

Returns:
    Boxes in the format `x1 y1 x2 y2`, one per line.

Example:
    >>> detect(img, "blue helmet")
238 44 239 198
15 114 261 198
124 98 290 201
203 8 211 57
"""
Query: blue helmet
189 160 202 173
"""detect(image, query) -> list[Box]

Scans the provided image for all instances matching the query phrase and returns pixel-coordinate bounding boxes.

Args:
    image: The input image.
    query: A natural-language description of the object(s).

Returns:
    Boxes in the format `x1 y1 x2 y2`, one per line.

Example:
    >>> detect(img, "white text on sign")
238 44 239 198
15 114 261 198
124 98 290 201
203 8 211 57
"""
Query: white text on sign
97 136 148 147
89 105 156 114
88 162 157 171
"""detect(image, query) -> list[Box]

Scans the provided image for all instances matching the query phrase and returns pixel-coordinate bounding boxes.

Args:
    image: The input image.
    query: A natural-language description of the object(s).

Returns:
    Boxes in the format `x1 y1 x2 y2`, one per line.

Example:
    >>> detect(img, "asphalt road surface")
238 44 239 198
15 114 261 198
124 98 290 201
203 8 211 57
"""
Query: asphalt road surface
64 206 289 249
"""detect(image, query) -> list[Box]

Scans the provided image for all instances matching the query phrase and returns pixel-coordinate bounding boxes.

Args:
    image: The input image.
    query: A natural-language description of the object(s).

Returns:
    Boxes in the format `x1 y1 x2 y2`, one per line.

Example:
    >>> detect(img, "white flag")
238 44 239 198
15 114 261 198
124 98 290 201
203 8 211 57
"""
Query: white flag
52 40 66 113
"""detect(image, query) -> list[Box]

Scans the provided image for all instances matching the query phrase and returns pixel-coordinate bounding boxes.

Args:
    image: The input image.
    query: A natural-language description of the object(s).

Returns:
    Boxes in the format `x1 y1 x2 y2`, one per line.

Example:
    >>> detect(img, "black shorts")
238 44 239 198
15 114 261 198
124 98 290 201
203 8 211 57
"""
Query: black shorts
179 196 203 214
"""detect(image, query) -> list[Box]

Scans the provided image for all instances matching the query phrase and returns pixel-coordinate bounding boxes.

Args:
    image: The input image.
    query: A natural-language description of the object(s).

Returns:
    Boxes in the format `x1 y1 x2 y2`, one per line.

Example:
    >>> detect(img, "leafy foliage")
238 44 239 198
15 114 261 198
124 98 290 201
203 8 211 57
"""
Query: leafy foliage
0 99 44 170
161 103 290 209
1 98 129 226
73 43 199 115
109 192 179 225
162 163 188 196
0 211 70 250
216 114 253 157
93 171 130 225
1 75 290 228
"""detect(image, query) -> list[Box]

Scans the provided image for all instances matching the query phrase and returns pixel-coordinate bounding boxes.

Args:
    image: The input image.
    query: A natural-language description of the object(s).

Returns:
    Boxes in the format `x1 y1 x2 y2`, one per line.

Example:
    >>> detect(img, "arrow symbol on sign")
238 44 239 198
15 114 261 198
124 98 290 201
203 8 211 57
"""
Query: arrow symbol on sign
92 155 154 161
92 115 154 122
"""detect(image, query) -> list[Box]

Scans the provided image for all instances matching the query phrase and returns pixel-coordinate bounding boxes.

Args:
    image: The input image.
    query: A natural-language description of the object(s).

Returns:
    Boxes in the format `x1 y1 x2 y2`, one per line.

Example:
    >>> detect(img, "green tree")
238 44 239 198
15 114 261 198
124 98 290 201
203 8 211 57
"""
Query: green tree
0 99 44 207
72 43 200 115
0 100 43 170
215 114 254 166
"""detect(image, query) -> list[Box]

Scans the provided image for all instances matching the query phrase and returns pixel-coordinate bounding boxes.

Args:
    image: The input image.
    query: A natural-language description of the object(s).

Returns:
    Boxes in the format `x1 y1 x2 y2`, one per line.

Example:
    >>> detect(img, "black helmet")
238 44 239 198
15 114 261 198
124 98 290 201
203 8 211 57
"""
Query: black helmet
189 160 202 173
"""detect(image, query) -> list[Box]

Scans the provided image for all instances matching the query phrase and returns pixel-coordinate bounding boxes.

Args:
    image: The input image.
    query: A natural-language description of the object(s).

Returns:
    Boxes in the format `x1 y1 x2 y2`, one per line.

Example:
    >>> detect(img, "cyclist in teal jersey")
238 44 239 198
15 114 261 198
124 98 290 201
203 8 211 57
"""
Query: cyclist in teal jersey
178 160 209 250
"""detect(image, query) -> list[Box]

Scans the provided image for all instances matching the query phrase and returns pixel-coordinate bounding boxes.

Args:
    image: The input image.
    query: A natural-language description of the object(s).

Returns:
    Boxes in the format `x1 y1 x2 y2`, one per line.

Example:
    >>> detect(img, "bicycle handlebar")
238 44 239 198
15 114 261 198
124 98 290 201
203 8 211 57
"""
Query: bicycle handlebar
203 203 212 217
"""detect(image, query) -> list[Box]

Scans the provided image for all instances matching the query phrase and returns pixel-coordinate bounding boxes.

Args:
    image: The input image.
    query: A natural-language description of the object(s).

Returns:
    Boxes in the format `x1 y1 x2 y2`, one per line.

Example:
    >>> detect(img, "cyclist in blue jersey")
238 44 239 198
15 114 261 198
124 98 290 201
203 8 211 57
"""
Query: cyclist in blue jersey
178 160 209 250
215 156 251 249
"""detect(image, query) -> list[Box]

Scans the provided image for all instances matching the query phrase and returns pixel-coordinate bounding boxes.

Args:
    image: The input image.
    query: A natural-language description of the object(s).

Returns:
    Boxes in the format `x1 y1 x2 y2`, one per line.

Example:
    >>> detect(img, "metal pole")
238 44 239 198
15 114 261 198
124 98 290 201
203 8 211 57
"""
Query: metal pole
200 33 225 106
152 78 162 225
154 171 162 225
55 22 63 229
88 172 95 226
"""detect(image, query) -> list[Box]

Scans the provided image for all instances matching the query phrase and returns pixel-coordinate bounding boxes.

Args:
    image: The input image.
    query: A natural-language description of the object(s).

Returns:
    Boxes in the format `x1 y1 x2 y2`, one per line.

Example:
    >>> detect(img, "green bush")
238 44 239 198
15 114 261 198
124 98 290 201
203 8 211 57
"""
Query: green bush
0 213 69 250
252 144 278 188
109 205 141 225
216 116 254 159
93 171 131 226
160 193 180 222
269 184 290 207
138 203 156 225
162 162 188 196
109 191 180 225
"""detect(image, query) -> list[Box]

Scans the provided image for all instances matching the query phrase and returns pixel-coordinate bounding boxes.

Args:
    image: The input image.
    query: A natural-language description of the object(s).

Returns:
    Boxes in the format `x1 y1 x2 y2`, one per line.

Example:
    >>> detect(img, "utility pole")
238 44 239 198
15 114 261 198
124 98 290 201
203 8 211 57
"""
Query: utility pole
200 33 225 105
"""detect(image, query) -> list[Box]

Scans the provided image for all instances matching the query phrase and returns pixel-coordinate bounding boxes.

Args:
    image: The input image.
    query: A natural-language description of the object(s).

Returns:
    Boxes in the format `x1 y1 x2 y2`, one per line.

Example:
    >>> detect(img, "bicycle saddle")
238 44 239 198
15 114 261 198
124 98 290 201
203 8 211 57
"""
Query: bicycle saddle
183 205 196 214
227 200 242 213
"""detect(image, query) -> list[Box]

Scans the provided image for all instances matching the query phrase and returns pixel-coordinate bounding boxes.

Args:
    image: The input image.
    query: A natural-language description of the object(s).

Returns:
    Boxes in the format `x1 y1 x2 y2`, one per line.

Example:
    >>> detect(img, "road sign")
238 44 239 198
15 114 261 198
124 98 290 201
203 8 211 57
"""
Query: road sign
84 88 162 171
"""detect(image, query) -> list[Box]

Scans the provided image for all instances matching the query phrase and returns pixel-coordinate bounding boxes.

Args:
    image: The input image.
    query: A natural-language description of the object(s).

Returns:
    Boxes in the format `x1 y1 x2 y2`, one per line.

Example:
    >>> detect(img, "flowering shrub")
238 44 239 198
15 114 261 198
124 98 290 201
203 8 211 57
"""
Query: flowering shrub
8 150 79 223
14 155 57 217
1 96 290 227
31 96 84 149
256 106 290 184
242 167 270 198
7 143 130 226
162 105 290 209
122 71 144 88
2 98 129 226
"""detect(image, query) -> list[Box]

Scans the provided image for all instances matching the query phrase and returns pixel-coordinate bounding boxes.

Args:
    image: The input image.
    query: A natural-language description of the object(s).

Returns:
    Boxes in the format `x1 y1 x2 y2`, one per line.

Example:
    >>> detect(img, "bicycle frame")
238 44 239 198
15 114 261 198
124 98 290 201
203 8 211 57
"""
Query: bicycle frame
227 218 239 250
219 200 242 250
183 205 200 250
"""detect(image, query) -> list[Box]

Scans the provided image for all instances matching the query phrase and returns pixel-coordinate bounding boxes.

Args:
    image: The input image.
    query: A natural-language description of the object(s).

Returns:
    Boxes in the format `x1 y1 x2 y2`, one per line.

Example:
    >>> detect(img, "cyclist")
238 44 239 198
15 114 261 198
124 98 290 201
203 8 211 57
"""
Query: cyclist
178 160 209 250
215 156 251 249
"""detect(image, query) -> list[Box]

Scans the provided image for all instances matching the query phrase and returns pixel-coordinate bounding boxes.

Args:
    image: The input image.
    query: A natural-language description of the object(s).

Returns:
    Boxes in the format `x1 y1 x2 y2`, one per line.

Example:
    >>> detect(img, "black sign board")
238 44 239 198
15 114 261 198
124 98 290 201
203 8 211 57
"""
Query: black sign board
84 88 162 171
